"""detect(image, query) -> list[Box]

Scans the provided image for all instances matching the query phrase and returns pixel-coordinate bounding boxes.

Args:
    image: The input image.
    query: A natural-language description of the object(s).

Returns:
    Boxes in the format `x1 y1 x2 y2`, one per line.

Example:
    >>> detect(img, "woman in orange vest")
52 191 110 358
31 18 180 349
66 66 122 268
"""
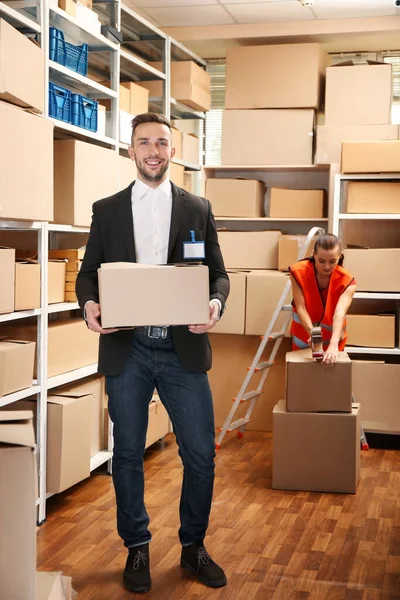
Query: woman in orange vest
289 234 356 365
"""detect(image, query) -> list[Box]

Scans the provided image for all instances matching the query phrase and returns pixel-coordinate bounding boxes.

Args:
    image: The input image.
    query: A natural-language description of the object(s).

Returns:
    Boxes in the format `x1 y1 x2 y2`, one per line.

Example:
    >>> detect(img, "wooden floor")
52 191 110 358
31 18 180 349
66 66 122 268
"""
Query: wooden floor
37 432 400 600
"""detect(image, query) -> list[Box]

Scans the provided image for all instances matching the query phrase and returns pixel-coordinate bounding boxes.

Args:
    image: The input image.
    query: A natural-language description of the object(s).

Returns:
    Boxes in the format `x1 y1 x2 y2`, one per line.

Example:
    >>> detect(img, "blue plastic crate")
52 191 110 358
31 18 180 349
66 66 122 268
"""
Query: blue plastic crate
50 27 88 76
71 94 98 132
48 82 72 123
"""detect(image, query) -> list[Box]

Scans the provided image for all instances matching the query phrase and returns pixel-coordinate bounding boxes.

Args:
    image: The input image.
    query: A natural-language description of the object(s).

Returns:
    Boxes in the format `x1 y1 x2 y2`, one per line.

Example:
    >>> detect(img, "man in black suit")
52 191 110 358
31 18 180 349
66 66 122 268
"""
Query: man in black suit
76 113 229 593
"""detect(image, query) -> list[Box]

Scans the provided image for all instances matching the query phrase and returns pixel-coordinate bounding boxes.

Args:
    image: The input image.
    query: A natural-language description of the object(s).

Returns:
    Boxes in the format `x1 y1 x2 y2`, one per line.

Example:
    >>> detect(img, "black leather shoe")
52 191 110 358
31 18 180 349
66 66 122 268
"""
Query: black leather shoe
181 542 227 588
123 543 151 593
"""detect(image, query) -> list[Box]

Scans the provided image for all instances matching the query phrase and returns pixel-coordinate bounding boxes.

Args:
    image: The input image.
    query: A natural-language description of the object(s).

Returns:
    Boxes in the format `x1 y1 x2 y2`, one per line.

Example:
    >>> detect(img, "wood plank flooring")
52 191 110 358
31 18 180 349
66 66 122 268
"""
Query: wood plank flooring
37 432 400 599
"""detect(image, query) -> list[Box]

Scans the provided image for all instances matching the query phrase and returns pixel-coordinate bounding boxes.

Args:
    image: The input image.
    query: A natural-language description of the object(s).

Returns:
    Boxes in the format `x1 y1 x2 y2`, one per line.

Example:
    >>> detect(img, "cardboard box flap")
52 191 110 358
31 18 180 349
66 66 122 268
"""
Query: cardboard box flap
0 338 35 346
331 59 387 67
0 410 35 448
48 393 93 406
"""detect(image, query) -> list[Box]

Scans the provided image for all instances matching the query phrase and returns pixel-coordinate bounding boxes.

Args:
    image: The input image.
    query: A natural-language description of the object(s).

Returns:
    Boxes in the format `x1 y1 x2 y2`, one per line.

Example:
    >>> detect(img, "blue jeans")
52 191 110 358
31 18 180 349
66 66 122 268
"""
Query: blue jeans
106 327 216 548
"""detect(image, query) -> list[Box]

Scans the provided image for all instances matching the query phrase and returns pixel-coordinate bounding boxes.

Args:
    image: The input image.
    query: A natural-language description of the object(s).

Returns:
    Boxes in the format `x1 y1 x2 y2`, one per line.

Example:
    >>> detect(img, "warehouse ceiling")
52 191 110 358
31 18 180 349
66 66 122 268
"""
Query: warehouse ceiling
125 0 400 57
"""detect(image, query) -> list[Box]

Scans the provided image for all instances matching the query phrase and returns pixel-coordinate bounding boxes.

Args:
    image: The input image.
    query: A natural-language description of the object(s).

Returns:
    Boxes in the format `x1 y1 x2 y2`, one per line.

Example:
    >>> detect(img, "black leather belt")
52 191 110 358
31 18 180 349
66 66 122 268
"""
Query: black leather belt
135 326 170 339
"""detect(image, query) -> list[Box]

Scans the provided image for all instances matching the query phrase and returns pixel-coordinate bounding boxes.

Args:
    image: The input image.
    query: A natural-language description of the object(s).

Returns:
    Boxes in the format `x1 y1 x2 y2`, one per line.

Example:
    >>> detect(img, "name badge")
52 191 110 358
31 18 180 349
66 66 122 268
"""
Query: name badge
183 230 205 260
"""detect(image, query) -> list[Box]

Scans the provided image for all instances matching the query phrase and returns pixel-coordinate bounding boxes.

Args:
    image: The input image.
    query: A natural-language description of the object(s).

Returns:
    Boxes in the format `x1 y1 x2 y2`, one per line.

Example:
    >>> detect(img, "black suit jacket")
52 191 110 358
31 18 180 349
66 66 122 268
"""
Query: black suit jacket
76 181 230 376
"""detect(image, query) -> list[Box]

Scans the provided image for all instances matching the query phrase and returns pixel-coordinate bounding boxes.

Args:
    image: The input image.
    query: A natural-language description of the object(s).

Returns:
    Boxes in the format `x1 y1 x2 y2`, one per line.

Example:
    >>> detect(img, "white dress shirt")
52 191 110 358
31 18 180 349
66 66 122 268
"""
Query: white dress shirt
131 178 172 265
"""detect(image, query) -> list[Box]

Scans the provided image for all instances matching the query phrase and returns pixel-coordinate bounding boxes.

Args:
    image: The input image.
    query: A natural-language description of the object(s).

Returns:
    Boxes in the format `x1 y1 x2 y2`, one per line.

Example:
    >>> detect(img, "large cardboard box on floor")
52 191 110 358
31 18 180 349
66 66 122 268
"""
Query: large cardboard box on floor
344 248 400 292
268 187 324 219
0 102 53 221
98 263 210 328
222 109 314 165
325 62 392 126
0 318 99 378
286 349 352 412
0 340 35 397
0 411 36 600
218 231 280 270
14 260 67 310
0 19 45 113
138 61 211 112
213 271 246 335
52 376 106 457
146 397 169 448
245 270 291 336
352 361 400 434
346 314 395 348
346 181 400 214
54 140 135 227
225 43 328 110
0 247 15 314
315 124 399 164
273 400 360 493
341 141 400 173
206 179 265 218
278 235 315 271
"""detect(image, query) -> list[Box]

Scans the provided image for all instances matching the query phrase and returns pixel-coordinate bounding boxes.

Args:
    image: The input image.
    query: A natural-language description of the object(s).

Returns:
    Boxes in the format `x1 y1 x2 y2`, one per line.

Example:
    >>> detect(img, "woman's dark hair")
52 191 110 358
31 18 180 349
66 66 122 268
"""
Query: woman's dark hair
313 234 344 266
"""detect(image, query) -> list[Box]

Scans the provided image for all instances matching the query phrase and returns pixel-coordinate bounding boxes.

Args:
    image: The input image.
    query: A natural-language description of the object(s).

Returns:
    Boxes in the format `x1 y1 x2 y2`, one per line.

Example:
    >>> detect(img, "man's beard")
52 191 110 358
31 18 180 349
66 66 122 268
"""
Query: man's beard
136 159 169 183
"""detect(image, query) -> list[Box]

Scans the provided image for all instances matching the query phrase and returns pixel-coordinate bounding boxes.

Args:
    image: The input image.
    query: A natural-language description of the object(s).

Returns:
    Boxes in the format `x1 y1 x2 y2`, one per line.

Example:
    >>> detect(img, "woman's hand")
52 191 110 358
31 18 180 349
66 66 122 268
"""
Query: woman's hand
323 342 339 366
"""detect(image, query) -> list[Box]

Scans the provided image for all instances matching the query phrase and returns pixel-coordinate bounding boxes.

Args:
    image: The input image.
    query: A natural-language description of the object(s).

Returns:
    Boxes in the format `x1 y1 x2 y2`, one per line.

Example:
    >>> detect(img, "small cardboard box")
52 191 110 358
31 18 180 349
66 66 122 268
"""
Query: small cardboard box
245 270 291 336
36 572 74 600
217 231 280 270
341 140 400 173
182 133 199 165
344 248 400 292
278 235 315 271
99 82 130 112
347 181 400 214
0 340 35 397
222 109 315 165
52 376 105 457
146 398 169 448
0 19 45 113
98 263 210 328
225 43 328 110
273 400 360 493
170 162 185 187
346 314 395 348
206 179 265 218
0 411 36 600
171 127 182 159
286 349 352 413
325 62 392 126
269 188 324 219
14 260 67 310
0 101 54 221
213 271 246 335
352 361 400 434
315 124 399 164
58 0 76 16
120 81 149 115
0 247 15 314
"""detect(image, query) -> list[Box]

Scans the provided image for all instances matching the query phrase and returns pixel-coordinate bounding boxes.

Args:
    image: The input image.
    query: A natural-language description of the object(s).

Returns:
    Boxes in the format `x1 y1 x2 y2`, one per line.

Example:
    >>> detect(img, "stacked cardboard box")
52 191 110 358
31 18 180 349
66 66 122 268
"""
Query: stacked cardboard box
48 248 85 302
222 43 329 165
316 60 397 164
273 349 360 494
206 178 265 218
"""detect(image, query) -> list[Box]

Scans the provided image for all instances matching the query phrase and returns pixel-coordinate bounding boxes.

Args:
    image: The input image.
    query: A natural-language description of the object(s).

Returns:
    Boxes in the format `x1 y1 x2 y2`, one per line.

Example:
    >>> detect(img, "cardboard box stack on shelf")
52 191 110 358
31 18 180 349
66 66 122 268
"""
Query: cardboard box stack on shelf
222 43 329 165
48 248 85 302
316 60 398 164
100 80 149 143
273 349 360 494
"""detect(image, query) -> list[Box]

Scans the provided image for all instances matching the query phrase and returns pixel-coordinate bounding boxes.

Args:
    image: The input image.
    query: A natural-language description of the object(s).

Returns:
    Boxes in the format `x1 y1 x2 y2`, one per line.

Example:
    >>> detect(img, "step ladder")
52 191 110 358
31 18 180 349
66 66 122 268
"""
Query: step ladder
215 226 326 449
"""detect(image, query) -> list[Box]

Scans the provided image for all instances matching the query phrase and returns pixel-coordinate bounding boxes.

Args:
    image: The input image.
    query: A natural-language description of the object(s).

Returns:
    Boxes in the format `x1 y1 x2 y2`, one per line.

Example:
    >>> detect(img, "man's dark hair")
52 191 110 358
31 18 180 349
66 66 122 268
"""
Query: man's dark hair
131 113 172 142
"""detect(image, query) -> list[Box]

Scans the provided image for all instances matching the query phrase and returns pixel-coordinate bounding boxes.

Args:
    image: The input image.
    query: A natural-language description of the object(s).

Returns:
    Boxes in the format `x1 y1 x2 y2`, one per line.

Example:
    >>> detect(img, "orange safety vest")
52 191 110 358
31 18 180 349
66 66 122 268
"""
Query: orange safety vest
289 259 355 351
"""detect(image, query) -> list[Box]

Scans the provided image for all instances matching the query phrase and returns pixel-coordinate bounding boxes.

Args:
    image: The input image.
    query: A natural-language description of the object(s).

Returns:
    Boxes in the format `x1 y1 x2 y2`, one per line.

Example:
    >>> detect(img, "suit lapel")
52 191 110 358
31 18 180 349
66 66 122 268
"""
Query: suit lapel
117 182 136 262
168 183 188 261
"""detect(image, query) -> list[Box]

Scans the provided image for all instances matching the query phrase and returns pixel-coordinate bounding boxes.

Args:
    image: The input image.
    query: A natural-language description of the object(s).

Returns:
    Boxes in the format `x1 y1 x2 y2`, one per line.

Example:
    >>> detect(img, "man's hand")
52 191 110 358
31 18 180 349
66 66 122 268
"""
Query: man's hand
189 300 220 335
86 302 118 335
323 341 339 366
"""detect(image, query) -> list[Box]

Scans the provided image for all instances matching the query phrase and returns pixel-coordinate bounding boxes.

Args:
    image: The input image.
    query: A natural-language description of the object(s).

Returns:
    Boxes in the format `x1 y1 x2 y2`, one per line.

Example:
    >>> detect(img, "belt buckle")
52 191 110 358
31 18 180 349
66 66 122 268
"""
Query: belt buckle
147 326 168 339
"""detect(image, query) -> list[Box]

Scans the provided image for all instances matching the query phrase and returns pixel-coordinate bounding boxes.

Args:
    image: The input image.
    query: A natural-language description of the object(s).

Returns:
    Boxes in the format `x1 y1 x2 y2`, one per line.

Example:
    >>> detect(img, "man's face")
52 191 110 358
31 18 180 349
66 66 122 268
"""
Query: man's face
128 122 175 184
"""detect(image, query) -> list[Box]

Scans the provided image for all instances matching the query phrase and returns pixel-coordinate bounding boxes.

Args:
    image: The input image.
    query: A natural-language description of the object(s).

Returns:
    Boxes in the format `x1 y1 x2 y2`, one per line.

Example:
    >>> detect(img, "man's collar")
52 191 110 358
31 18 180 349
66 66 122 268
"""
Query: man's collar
134 177 171 200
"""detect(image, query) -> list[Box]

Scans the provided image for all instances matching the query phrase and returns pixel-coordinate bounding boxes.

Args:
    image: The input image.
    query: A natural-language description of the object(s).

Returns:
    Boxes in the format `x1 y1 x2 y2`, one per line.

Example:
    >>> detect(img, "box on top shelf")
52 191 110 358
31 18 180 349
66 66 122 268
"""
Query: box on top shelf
315 124 399 164
225 43 329 110
341 140 400 173
245 270 291 336
221 109 315 165
0 101 53 221
325 61 392 126
0 19 45 113
268 187 324 219
347 181 400 214
137 61 211 112
205 178 265 218
346 314 395 348
98 263 210 329
0 248 15 314
213 271 247 335
0 340 35 397
217 230 280 270
344 248 400 292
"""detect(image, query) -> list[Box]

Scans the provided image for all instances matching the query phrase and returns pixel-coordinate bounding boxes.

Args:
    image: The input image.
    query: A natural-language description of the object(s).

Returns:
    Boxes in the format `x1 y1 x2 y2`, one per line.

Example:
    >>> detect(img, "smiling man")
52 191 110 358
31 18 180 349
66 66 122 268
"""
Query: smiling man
76 113 230 593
